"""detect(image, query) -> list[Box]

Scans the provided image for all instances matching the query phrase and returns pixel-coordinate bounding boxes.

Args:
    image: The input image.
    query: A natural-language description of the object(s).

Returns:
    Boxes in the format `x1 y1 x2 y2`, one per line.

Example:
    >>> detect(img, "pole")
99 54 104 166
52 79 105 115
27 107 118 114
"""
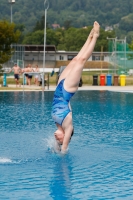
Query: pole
42 0 49 91
100 46 103 74
11 3 12 23
9 1 15 23
47 73 49 90
23 73 24 92
42 9 47 91
114 38 117 74
124 37 127 74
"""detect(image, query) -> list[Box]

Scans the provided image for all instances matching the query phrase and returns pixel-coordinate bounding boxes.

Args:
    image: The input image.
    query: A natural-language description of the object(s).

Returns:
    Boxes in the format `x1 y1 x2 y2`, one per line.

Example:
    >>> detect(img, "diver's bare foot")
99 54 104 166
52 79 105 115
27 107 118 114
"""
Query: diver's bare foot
93 21 100 38
89 28 94 38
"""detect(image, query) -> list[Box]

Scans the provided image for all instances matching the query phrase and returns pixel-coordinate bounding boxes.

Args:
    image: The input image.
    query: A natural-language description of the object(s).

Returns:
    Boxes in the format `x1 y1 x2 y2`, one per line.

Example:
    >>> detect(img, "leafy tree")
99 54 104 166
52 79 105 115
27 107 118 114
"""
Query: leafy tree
63 27 90 51
96 29 116 51
63 20 72 30
23 28 60 46
22 23 116 51
0 20 20 70
33 15 49 32
126 42 133 60
1 0 133 34
119 14 133 32
0 64 3 76
126 31 133 44
22 30 44 45
56 27 116 51
14 23 25 43
46 29 60 46
14 24 25 32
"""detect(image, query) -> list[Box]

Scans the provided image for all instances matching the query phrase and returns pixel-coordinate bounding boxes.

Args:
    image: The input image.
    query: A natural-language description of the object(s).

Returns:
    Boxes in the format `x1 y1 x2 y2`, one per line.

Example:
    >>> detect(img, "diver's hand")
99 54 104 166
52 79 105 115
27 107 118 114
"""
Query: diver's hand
61 149 68 155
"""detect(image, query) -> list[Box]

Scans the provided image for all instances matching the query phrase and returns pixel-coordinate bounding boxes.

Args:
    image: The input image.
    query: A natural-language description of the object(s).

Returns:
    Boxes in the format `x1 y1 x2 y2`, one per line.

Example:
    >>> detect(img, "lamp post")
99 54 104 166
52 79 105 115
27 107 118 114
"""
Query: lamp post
8 0 15 23
8 0 15 66
42 0 49 91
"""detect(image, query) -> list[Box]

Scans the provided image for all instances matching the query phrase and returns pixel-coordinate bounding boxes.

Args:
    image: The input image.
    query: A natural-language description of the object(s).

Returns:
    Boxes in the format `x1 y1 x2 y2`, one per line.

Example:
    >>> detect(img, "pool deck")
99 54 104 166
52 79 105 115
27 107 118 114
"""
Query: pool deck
0 84 133 93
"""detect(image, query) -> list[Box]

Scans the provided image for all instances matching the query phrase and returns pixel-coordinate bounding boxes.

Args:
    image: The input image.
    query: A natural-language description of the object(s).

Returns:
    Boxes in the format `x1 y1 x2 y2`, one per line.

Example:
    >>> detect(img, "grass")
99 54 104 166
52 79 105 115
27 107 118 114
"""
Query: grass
0 72 133 90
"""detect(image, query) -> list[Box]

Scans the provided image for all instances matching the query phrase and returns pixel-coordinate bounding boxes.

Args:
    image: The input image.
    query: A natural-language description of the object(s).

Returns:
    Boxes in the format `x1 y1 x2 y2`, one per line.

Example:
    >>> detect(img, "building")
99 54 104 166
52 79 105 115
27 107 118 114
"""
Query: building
105 26 113 32
4 44 110 70
51 24 60 29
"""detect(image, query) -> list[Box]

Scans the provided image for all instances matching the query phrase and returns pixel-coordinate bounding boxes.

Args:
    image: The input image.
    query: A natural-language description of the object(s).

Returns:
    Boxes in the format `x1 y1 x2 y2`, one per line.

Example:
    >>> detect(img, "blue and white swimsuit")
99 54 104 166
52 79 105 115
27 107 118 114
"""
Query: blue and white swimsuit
52 79 75 125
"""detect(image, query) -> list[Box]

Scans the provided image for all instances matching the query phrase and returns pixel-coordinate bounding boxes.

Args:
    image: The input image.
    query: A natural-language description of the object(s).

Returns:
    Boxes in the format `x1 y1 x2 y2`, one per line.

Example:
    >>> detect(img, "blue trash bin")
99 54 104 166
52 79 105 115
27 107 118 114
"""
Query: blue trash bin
106 74 112 86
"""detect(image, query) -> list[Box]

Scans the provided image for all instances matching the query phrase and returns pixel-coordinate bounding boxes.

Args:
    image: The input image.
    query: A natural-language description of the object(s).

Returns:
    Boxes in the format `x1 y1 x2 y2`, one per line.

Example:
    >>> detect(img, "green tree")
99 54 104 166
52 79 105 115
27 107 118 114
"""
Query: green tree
57 26 116 51
63 27 91 51
63 20 72 30
128 41 133 60
33 15 49 31
22 30 44 44
95 29 116 51
126 31 133 44
14 23 25 43
22 24 116 52
0 20 20 74
1 0 133 34
0 64 3 76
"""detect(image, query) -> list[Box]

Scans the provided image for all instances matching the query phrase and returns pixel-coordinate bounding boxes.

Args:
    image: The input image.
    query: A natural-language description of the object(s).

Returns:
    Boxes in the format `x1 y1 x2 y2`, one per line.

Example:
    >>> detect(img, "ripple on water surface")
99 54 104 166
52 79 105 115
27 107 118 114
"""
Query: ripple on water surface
0 91 133 199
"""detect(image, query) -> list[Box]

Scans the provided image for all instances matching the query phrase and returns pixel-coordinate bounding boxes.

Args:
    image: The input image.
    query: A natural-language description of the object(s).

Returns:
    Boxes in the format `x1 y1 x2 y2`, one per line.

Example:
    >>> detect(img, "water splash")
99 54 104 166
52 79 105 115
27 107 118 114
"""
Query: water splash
43 137 62 154
43 137 69 155
0 157 12 164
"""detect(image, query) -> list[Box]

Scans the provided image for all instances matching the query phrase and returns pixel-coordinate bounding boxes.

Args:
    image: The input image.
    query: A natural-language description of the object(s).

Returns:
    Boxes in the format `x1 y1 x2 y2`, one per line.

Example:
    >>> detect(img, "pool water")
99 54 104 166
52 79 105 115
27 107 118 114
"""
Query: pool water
0 91 133 200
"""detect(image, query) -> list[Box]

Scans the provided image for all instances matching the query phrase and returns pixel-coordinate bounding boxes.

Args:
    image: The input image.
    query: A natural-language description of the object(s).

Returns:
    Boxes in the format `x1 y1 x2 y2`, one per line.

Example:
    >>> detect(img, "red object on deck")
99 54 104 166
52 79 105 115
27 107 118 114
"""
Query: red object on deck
100 75 106 86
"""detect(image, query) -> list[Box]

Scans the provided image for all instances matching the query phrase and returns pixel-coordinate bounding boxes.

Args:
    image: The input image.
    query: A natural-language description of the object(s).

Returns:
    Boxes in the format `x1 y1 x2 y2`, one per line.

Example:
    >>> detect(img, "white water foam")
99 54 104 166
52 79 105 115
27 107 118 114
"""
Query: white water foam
43 137 61 154
0 157 12 164
43 137 69 155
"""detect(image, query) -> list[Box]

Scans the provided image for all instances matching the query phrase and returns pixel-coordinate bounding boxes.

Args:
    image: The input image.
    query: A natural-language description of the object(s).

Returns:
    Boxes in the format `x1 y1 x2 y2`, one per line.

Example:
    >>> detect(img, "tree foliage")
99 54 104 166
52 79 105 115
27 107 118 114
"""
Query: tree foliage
1 0 133 45
23 21 115 52
1 0 133 32
33 16 49 32
14 23 25 43
0 20 20 65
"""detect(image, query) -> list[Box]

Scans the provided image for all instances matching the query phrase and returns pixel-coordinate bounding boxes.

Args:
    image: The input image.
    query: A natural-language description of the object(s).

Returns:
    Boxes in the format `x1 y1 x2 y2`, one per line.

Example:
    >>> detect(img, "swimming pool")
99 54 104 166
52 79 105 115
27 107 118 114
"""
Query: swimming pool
0 91 133 199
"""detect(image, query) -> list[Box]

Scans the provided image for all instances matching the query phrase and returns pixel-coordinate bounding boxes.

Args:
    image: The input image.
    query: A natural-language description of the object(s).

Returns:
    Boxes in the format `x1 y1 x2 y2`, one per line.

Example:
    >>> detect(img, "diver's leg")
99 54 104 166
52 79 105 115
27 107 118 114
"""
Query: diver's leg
58 28 94 83
64 21 100 92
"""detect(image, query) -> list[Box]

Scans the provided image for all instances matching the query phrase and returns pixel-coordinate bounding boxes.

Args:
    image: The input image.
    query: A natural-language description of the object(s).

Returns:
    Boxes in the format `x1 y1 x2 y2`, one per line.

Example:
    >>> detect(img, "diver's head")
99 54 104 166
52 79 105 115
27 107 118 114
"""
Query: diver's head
54 128 74 145
54 129 64 145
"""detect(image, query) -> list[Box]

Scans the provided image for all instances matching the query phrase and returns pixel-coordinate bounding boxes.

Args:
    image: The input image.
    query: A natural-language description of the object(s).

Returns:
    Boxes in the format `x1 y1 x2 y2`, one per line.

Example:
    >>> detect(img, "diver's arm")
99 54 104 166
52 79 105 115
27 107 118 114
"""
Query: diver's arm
61 113 73 153
61 127 73 153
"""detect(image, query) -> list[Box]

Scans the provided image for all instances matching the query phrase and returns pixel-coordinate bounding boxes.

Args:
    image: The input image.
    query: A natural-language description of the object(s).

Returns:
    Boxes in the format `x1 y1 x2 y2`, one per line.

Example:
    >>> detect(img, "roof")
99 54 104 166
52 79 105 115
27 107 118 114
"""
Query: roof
24 45 56 52
52 24 60 28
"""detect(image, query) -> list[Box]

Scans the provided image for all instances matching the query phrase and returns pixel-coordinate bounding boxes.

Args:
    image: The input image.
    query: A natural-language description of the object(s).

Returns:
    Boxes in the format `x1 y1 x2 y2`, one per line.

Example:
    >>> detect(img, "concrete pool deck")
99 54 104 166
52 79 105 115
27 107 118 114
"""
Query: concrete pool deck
0 84 133 93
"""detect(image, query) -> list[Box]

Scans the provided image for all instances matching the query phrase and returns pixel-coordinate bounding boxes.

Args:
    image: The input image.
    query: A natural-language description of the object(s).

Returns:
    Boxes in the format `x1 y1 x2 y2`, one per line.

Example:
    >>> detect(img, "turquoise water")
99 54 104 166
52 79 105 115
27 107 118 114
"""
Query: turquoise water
0 91 133 199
